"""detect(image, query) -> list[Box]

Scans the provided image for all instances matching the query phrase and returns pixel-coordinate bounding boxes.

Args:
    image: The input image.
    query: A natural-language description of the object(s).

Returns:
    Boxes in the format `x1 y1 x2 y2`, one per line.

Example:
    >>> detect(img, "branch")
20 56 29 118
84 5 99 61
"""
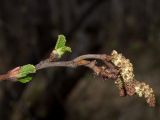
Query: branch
36 54 111 69
0 34 156 107
0 52 116 82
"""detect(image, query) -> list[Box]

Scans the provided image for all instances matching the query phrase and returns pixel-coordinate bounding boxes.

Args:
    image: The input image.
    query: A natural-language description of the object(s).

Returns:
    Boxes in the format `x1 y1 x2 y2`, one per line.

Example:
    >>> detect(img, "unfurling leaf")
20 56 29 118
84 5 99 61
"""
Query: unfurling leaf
18 76 33 83
17 64 36 78
54 34 72 58
55 35 66 50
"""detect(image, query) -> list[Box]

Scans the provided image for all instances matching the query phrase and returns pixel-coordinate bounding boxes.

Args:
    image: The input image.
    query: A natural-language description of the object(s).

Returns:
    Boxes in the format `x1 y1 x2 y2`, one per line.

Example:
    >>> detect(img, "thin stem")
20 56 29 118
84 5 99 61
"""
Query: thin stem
35 60 91 70
73 54 111 61
0 74 9 81
36 54 111 70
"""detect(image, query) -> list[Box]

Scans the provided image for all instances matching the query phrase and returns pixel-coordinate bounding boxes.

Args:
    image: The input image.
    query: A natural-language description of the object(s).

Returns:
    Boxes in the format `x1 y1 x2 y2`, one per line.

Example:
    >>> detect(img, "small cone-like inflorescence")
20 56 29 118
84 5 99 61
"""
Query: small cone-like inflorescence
111 50 156 107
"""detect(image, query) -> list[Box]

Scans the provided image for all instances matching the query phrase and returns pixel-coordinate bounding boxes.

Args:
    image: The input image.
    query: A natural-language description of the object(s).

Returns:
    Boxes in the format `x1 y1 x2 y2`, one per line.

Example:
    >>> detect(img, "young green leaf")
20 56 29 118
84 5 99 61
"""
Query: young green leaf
16 64 36 78
18 76 33 83
56 46 72 58
55 35 66 50
54 34 72 58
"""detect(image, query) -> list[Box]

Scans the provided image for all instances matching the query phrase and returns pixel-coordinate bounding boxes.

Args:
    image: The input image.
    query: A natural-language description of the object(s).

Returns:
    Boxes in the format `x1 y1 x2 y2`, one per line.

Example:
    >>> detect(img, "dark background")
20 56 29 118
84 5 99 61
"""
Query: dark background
0 0 160 120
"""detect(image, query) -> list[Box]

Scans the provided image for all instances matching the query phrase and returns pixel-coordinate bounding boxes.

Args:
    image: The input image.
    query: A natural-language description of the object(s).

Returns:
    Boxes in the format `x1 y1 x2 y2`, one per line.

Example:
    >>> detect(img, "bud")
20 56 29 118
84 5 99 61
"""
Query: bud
8 64 36 83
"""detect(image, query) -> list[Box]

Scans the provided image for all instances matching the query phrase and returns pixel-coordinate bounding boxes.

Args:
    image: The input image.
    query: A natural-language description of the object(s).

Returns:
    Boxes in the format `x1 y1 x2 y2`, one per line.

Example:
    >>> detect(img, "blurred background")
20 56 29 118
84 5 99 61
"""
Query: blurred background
0 0 160 120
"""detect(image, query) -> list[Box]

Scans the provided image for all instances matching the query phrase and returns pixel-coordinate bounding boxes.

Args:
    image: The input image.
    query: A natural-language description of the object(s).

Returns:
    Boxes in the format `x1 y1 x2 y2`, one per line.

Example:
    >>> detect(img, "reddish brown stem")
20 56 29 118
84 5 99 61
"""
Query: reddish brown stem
0 74 9 81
